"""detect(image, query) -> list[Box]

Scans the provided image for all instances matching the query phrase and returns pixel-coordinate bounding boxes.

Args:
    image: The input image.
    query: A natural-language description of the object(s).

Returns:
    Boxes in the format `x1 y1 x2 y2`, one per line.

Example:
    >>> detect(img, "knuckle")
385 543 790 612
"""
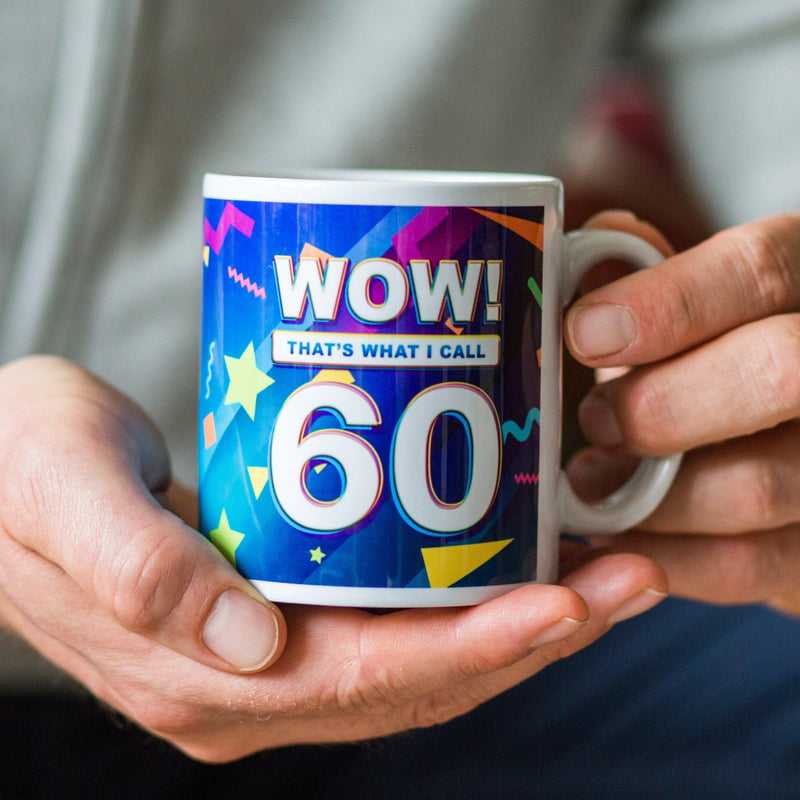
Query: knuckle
617 376 676 454
400 638 583 732
0 435 94 557
0 384 126 540
533 635 585 667
658 270 705 349
331 660 402 716
103 518 194 635
707 536 765 601
734 460 785 530
758 317 800 416
731 222 800 314
403 691 468 730
0 443 60 531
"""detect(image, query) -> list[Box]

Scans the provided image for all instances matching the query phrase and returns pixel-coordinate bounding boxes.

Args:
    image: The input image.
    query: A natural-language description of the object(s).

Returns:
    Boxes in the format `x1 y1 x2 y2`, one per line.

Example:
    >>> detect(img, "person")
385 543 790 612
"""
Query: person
2 1 800 796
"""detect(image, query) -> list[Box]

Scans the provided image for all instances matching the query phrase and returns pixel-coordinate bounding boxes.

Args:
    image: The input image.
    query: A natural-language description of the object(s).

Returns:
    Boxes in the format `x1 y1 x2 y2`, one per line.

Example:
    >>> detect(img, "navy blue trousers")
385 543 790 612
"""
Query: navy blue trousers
3 599 799 799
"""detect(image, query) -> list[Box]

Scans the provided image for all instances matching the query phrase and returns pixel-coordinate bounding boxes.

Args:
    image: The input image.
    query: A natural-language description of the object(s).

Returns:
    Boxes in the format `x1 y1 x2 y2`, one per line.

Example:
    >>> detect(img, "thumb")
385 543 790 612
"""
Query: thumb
116 493 288 675
0 357 286 673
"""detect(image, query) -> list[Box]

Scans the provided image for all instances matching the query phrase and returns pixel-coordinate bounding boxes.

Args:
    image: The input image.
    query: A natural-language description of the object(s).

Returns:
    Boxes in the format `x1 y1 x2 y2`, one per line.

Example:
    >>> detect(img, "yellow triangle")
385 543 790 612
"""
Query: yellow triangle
312 369 356 385
247 466 269 499
421 539 513 589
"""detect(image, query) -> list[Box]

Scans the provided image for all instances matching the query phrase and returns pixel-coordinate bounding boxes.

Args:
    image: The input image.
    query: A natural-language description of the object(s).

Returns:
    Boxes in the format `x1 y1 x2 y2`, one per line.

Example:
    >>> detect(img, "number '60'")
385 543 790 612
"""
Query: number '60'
269 381 502 534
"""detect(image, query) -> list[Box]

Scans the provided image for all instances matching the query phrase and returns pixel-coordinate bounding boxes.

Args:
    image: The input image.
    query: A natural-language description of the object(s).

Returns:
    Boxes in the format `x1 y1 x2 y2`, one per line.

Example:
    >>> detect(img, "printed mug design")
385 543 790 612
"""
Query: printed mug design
199 200 544 591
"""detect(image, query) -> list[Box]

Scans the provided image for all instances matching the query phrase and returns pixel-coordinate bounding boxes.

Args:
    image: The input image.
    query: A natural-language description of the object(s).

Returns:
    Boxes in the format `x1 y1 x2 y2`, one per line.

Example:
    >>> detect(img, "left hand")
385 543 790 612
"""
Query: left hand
0 357 667 762
564 210 800 615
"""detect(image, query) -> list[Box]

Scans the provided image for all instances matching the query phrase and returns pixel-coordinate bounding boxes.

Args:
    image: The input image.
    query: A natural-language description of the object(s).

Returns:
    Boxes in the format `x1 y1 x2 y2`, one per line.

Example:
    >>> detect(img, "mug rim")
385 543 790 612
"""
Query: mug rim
203 170 562 205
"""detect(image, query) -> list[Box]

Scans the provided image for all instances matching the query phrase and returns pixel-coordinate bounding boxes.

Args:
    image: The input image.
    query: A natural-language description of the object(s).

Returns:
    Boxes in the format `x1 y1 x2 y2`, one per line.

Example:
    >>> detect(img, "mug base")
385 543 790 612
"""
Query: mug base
249 580 529 608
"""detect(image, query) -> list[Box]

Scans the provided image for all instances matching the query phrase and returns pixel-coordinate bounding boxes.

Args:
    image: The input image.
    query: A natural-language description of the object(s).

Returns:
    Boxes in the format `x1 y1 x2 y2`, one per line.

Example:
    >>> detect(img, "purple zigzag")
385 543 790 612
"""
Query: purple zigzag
386 207 484 269
390 207 449 263
204 202 255 254
227 265 266 299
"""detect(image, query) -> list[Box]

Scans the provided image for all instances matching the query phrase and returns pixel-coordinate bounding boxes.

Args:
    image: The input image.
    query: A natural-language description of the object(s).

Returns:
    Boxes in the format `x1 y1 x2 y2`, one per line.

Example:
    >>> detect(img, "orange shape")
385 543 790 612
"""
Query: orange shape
469 208 544 251
445 317 464 335
203 412 217 448
300 242 334 263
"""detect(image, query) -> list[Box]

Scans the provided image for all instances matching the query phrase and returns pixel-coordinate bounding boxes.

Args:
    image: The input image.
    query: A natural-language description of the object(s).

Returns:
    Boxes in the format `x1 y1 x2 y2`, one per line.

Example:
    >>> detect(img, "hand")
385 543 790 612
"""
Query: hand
0 356 667 761
564 211 800 615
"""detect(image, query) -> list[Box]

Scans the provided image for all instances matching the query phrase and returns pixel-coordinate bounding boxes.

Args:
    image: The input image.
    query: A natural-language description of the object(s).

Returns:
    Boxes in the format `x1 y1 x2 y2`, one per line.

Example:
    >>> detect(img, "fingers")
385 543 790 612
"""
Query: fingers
364 553 669 746
414 554 668 732
558 551 667 625
0 357 286 674
565 448 639 504
602 527 800 614
183 554 667 758
566 212 800 368
309 584 592 715
567 421 800 535
560 213 800 620
325 553 664 716
1 548 667 762
577 312 800 456
280 554 663 715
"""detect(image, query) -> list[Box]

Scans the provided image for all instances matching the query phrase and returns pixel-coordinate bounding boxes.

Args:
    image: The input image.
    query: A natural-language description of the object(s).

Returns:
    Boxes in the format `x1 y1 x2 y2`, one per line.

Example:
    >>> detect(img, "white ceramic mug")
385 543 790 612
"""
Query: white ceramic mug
199 170 681 607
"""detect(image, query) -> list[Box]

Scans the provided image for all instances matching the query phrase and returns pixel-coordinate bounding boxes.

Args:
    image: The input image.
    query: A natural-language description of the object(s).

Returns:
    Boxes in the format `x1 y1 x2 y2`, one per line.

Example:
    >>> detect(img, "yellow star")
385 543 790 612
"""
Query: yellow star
224 342 274 420
209 509 246 567
309 546 326 564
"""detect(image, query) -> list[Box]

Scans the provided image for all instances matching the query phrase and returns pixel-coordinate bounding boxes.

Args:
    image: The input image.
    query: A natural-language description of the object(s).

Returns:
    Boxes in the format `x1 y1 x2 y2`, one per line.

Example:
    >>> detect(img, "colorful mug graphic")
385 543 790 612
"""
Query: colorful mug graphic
200 197 544 603
199 171 681 607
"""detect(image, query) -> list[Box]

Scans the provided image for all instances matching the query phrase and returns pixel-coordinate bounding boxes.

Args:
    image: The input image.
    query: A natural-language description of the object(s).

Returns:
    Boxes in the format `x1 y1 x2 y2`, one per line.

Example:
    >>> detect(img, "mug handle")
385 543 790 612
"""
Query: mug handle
559 229 682 534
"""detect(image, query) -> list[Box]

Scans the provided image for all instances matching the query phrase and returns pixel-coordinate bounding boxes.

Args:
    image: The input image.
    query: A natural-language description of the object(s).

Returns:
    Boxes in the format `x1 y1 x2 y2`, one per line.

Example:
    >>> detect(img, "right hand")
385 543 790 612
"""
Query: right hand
0 356 667 762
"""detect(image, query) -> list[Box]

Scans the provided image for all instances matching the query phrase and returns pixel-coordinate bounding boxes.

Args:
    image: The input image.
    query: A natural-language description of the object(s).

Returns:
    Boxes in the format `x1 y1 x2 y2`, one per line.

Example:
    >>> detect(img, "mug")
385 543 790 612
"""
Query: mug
199 170 681 607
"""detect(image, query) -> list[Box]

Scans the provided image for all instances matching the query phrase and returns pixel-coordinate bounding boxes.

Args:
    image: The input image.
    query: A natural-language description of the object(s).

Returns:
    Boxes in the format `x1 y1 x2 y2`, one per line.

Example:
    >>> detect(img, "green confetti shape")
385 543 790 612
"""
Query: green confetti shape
527 277 542 308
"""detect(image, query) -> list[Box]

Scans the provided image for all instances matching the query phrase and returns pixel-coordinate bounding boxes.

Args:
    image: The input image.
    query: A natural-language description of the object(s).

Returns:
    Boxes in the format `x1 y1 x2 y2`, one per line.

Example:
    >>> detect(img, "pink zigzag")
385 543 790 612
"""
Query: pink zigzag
204 202 255 254
513 473 540 485
228 265 266 299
